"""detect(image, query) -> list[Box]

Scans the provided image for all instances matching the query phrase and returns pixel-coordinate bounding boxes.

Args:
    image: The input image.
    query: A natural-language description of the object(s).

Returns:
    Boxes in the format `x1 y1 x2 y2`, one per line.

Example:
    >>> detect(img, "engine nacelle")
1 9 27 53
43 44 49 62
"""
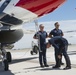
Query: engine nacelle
0 29 23 44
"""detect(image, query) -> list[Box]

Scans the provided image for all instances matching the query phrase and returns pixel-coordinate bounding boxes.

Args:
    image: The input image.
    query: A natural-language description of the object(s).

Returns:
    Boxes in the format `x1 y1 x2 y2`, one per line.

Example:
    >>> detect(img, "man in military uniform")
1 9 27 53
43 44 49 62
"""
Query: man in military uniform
33 24 49 67
47 36 71 70
49 22 64 68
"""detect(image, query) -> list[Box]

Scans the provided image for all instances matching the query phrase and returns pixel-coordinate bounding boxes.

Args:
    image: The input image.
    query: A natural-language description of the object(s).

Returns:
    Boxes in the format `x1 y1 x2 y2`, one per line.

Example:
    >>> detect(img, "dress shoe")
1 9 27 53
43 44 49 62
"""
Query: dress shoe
61 62 64 65
40 65 44 67
44 65 49 67
63 66 71 70
52 65 60 69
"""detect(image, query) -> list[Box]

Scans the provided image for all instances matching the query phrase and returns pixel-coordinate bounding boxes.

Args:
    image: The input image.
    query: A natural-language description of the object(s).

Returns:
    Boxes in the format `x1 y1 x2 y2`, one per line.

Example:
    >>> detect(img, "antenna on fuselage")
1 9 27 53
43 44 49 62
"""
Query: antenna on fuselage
34 20 39 32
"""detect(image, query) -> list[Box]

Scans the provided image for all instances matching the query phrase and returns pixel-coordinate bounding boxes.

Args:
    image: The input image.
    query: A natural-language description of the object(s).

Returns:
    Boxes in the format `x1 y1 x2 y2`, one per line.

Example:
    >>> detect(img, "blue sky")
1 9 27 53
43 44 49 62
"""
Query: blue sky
38 0 76 22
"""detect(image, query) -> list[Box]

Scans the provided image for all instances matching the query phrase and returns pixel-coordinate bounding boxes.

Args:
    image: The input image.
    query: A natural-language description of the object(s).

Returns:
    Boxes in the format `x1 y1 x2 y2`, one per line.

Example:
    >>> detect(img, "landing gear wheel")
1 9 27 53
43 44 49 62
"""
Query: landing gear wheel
3 60 9 71
30 51 33 55
33 46 39 54
6 52 12 63
30 45 39 55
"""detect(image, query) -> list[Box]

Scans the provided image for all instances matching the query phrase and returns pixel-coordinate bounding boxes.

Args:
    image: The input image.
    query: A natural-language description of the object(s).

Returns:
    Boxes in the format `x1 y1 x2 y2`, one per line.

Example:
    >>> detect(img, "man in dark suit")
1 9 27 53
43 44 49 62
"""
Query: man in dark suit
47 36 71 70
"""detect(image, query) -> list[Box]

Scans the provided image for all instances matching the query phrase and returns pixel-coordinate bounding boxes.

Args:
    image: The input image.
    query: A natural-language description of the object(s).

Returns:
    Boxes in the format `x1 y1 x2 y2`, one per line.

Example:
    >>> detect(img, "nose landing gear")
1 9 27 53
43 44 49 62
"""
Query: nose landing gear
0 44 12 71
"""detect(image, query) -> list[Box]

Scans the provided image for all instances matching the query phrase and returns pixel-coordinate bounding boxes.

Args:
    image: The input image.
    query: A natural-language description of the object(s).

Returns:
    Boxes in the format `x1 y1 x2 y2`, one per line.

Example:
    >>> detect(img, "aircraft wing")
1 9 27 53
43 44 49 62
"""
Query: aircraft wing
0 0 66 26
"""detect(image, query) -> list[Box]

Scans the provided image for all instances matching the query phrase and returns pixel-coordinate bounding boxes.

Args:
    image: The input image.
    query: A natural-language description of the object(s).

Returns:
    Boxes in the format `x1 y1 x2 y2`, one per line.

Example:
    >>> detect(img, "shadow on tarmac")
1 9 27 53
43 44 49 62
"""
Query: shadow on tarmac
0 70 14 75
24 63 55 70
10 57 38 64
0 57 38 74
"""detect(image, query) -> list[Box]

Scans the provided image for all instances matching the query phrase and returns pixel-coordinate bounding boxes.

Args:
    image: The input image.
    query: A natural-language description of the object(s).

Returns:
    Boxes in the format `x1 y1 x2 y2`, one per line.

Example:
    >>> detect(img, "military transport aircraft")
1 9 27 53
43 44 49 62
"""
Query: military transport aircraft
0 0 66 71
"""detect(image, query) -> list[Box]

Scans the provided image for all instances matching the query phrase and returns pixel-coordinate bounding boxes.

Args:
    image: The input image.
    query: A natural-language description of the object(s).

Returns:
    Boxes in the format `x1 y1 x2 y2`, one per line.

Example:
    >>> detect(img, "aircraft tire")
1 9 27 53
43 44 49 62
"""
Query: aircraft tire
30 51 33 55
4 59 9 71
6 52 12 63
33 45 39 54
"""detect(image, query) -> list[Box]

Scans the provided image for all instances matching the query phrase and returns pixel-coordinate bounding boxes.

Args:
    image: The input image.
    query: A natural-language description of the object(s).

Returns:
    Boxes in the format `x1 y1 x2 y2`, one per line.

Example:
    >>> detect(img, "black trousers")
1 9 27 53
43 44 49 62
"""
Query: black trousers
54 48 61 67
61 46 71 67
55 45 71 67
39 46 47 66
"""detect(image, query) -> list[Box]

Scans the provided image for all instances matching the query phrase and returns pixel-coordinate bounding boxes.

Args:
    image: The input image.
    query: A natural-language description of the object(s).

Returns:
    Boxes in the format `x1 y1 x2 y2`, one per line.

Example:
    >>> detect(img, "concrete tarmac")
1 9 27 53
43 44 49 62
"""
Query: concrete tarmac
0 45 76 75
